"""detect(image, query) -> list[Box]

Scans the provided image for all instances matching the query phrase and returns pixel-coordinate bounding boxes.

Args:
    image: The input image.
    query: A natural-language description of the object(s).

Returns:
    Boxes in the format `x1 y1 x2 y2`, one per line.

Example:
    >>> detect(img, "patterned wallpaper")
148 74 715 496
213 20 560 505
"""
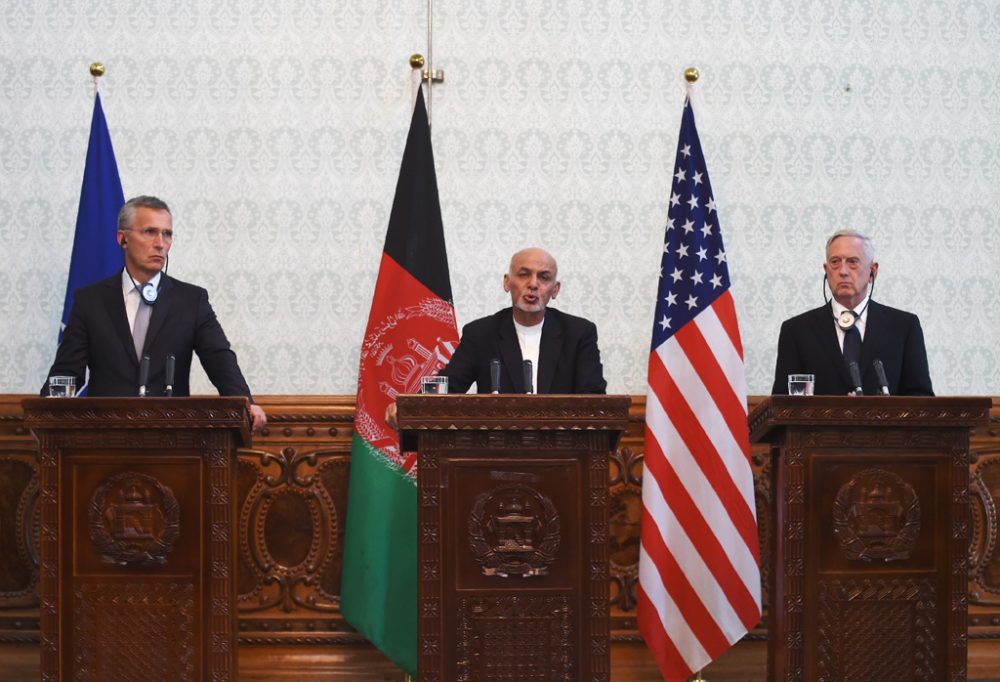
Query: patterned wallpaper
1 1 998 396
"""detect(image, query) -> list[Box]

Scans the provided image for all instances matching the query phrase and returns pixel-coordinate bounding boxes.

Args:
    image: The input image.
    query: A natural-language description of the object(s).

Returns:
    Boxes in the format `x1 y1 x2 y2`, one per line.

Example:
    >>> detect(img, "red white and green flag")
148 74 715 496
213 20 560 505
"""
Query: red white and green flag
341 86 458 676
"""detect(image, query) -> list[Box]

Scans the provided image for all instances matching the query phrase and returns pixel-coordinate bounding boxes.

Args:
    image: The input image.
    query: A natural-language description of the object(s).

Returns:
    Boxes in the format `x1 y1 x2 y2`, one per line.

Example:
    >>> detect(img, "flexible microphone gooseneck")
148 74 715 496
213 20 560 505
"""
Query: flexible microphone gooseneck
490 358 501 394
139 355 151 397
873 358 890 396
848 361 863 396
165 354 176 397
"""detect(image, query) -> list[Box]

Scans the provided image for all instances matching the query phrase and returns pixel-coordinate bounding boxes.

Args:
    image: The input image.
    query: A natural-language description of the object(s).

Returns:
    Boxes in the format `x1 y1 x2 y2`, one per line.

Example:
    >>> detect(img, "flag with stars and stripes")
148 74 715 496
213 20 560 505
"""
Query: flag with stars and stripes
637 97 761 681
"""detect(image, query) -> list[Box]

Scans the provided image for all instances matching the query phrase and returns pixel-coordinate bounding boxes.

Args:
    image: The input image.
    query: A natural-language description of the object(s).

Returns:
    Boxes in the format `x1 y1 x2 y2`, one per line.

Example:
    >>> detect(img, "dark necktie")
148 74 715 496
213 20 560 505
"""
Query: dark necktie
843 313 862 371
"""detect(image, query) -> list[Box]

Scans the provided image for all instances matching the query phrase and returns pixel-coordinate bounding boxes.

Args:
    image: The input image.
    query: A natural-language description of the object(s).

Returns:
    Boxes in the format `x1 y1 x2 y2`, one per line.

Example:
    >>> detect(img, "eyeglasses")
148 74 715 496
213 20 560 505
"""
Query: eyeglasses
124 227 174 241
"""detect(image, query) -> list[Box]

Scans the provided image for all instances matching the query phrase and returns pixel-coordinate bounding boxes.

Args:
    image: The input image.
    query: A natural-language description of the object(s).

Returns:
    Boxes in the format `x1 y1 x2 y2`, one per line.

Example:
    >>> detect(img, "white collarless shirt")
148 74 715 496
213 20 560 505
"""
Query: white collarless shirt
513 317 544 393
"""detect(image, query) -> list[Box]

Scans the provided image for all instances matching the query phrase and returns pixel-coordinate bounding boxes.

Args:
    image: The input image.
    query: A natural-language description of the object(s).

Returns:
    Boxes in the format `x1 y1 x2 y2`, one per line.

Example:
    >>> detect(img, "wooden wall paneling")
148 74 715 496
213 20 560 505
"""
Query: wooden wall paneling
1 394 998 669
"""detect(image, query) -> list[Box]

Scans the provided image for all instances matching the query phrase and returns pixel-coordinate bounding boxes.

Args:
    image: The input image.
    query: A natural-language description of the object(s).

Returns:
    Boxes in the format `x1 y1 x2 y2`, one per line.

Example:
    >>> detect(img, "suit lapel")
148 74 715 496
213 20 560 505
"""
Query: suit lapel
857 300 880 376
498 311 524 393
536 311 562 394
814 302 852 388
104 274 139 367
141 275 174 356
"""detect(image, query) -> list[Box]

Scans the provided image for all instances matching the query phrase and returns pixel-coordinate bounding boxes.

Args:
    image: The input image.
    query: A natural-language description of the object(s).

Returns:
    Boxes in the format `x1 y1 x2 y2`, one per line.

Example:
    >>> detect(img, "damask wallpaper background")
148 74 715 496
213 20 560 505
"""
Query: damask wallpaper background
1 1 997 396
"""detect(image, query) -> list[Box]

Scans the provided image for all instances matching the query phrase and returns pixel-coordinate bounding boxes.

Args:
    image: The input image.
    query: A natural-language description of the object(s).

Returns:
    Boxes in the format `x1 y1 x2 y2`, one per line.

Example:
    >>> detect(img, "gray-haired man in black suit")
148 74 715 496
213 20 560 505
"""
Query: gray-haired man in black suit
771 229 933 396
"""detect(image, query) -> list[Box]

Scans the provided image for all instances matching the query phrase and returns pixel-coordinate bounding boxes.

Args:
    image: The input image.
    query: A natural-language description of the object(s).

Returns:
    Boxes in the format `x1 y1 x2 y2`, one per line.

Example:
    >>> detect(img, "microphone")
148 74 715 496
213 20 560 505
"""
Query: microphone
522 359 533 395
873 358 890 396
490 358 501 394
138 354 151 397
848 361 863 396
165 354 176 397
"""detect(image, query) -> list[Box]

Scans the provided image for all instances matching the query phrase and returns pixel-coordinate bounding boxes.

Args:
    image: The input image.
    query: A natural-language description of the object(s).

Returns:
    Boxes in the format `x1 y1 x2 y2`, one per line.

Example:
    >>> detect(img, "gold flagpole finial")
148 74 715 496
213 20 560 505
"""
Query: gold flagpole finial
684 67 700 84
90 62 105 78
409 54 425 70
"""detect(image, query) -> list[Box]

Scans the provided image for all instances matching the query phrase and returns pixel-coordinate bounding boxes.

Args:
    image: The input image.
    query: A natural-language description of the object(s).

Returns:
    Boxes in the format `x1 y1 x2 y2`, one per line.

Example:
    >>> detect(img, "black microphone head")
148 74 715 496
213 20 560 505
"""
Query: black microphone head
848 361 863 394
522 359 533 395
490 358 501 393
165 354 176 381
139 354 151 396
872 358 889 395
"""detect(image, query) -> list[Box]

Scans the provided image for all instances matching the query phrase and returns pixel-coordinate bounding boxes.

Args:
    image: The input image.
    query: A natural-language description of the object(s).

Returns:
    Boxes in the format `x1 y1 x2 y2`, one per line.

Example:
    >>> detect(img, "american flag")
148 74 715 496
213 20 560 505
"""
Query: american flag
637 97 762 681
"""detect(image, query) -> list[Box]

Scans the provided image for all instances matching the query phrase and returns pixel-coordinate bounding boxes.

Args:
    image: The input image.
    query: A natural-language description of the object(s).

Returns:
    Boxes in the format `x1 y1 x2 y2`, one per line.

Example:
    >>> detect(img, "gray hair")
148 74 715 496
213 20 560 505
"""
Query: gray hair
117 195 172 232
825 229 875 262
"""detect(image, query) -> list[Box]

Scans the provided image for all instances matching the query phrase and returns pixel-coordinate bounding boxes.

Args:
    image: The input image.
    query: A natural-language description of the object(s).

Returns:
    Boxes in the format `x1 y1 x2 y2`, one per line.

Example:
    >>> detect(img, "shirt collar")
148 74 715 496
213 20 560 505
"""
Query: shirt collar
831 295 870 323
121 268 163 297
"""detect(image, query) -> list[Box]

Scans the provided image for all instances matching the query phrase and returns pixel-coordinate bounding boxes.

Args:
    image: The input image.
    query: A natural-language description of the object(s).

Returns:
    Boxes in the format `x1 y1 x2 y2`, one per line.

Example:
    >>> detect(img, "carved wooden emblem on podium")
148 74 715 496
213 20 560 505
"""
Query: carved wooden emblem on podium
468 483 560 578
89 471 181 566
832 468 920 562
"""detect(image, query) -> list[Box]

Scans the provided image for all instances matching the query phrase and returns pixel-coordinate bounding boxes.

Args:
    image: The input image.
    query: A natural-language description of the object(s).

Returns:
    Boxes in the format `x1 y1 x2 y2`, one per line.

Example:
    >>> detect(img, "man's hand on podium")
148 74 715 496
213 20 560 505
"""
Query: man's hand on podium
385 402 399 430
250 404 267 433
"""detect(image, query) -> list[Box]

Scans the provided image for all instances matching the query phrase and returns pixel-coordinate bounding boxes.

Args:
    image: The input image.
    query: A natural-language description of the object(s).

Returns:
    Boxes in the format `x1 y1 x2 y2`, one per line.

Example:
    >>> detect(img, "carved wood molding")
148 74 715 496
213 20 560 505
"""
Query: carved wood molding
2 394 999 649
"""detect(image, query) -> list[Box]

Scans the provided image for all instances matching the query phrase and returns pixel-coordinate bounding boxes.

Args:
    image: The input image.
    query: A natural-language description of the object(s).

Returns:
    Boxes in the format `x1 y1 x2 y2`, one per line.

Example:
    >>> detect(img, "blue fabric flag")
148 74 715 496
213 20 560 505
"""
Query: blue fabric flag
60 91 125 339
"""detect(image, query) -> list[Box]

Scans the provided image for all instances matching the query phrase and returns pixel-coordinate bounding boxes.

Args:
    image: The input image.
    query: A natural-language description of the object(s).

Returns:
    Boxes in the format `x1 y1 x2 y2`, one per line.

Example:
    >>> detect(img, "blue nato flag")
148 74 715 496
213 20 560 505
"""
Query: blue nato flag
60 91 125 340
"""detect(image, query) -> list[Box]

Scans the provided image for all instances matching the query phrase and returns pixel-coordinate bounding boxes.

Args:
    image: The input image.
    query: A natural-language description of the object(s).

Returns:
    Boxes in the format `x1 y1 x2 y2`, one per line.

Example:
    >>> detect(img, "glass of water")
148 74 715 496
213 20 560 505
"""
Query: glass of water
48 376 77 398
787 374 815 396
420 376 448 394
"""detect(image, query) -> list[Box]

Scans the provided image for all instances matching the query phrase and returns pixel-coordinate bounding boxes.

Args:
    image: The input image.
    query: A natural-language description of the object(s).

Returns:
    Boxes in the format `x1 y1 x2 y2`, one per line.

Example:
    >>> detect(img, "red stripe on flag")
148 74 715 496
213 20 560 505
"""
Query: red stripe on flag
674 320 752 463
648 351 759 563
711 291 744 359
642 420 761 628
636 583 697 682
640 491 731 657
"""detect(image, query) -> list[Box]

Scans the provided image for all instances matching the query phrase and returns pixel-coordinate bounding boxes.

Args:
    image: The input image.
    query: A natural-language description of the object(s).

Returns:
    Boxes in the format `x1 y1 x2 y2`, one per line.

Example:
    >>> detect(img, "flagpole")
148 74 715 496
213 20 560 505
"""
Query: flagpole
426 0 433 127
683 68 707 682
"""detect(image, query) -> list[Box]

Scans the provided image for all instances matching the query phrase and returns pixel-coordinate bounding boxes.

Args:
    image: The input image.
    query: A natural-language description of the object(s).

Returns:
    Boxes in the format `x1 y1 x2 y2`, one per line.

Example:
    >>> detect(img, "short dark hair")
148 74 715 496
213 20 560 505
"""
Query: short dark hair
118 195 172 232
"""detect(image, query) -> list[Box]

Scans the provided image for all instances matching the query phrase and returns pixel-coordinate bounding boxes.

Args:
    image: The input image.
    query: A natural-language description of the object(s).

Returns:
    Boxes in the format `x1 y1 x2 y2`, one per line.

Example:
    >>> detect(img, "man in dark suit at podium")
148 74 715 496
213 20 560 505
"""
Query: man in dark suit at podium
384 247 606 428
439 247 607 394
42 195 267 431
771 229 933 396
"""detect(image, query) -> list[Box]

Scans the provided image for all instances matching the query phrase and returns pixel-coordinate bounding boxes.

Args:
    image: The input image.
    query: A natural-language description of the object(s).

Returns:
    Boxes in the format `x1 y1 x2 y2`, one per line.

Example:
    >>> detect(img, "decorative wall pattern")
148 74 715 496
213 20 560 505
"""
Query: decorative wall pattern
1 1 997 395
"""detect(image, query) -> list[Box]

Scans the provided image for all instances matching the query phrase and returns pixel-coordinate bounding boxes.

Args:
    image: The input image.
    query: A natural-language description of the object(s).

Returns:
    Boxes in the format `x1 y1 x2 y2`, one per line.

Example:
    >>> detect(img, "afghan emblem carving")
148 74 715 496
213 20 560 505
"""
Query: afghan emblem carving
468 484 560 578
832 468 920 562
89 472 180 566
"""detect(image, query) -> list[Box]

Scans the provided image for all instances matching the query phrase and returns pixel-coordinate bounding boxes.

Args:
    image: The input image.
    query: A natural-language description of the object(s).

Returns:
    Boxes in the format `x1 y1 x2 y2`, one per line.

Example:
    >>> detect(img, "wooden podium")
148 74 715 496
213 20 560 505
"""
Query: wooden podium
396 394 630 682
22 397 250 682
749 396 991 682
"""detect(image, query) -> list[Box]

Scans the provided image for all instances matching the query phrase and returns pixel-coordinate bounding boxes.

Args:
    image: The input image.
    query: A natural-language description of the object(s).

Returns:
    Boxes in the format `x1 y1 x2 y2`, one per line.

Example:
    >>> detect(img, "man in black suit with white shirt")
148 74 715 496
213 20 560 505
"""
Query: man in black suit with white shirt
771 229 933 396
439 247 607 395
42 195 267 431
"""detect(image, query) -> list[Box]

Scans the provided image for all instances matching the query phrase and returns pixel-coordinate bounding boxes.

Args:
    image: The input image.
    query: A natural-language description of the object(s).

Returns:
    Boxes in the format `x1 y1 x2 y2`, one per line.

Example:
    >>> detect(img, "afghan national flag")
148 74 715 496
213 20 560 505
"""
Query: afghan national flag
340 85 459 676
61 91 125 340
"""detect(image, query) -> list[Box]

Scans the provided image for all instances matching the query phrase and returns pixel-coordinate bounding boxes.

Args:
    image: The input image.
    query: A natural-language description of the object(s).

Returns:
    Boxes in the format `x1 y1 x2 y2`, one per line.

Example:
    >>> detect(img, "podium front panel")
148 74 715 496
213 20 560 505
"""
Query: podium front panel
23 397 247 682
399 394 629 682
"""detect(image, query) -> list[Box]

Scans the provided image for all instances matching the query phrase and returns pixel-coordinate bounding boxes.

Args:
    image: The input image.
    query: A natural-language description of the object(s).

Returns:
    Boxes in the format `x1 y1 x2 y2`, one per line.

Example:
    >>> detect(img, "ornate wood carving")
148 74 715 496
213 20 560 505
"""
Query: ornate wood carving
22 397 247 682
456 595 574 681
817 577 937 681
88 471 181 566
752 396 989 682
399 394 628 681
831 468 921 562
73 581 196 681
2 394 1000 666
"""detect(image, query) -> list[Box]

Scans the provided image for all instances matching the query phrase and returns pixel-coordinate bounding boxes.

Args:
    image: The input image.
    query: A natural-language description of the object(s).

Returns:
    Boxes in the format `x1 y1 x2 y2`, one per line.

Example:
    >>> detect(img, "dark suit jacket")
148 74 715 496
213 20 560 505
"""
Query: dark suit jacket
439 307 607 394
771 300 933 396
42 272 253 399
